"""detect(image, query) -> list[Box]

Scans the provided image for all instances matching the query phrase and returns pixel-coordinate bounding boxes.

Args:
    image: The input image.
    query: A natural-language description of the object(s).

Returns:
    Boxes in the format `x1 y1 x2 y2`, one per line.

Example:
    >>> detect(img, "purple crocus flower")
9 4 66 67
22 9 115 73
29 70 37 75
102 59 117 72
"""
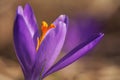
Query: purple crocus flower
13 4 104 80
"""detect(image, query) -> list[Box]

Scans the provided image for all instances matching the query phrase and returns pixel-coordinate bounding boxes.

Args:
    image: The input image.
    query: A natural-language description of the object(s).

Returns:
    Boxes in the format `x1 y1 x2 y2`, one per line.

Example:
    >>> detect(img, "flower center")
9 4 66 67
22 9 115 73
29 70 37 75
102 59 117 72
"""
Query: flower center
36 21 55 51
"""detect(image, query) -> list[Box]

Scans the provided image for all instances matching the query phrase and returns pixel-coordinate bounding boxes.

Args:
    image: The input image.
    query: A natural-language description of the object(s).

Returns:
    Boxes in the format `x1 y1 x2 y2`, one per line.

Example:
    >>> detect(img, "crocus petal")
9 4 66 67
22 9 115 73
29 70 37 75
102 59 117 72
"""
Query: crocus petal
35 17 67 76
43 33 104 77
17 4 39 47
24 4 39 37
53 15 68 28
14 14 36 77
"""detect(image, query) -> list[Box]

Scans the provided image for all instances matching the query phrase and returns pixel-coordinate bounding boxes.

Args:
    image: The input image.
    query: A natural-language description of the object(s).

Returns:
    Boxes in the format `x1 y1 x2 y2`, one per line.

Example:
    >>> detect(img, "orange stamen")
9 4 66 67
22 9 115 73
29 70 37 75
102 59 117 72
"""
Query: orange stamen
36 21 55 51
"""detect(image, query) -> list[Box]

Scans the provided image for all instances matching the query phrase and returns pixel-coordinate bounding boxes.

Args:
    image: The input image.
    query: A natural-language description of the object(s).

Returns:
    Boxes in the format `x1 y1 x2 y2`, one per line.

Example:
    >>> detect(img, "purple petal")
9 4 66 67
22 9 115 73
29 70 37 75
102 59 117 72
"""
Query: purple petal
17 6 23 15
23 4 39 37
14 14 36 77
53 15 68 28
36 20 67 76
43 33 104 77
17 4 39 47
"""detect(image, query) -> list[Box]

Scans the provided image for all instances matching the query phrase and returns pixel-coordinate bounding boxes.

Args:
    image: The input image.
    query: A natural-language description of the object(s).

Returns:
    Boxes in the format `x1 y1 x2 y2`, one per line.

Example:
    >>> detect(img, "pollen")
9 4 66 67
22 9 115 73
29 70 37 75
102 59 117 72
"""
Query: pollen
36 21 55 51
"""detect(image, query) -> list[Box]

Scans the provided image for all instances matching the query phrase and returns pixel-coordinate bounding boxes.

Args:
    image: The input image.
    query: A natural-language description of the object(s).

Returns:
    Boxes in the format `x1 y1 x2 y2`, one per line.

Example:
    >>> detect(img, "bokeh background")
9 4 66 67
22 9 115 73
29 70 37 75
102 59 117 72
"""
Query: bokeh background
0 0 120 80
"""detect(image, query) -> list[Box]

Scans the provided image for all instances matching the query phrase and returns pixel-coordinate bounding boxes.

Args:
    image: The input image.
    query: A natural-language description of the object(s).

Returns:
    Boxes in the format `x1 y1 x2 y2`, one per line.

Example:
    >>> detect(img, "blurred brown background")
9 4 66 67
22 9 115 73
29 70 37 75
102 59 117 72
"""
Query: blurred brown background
0 0 120 80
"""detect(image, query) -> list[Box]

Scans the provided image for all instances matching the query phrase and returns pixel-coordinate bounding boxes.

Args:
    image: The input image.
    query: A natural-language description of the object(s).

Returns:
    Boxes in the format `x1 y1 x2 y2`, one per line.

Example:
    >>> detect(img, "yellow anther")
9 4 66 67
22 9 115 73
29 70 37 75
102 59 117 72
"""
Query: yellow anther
36 37 40 51
42 21 48 28
36 21 55 51
50 24 55 28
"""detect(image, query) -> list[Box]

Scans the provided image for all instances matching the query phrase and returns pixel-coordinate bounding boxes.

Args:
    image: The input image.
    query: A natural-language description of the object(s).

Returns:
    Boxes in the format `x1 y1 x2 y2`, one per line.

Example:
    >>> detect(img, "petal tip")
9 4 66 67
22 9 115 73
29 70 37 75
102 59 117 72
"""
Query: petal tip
100 32 104 36
60 14 69 24
59 21 66 27
25 3 31 7
17 6 23 15
98 33 104 38
24 3 32 10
